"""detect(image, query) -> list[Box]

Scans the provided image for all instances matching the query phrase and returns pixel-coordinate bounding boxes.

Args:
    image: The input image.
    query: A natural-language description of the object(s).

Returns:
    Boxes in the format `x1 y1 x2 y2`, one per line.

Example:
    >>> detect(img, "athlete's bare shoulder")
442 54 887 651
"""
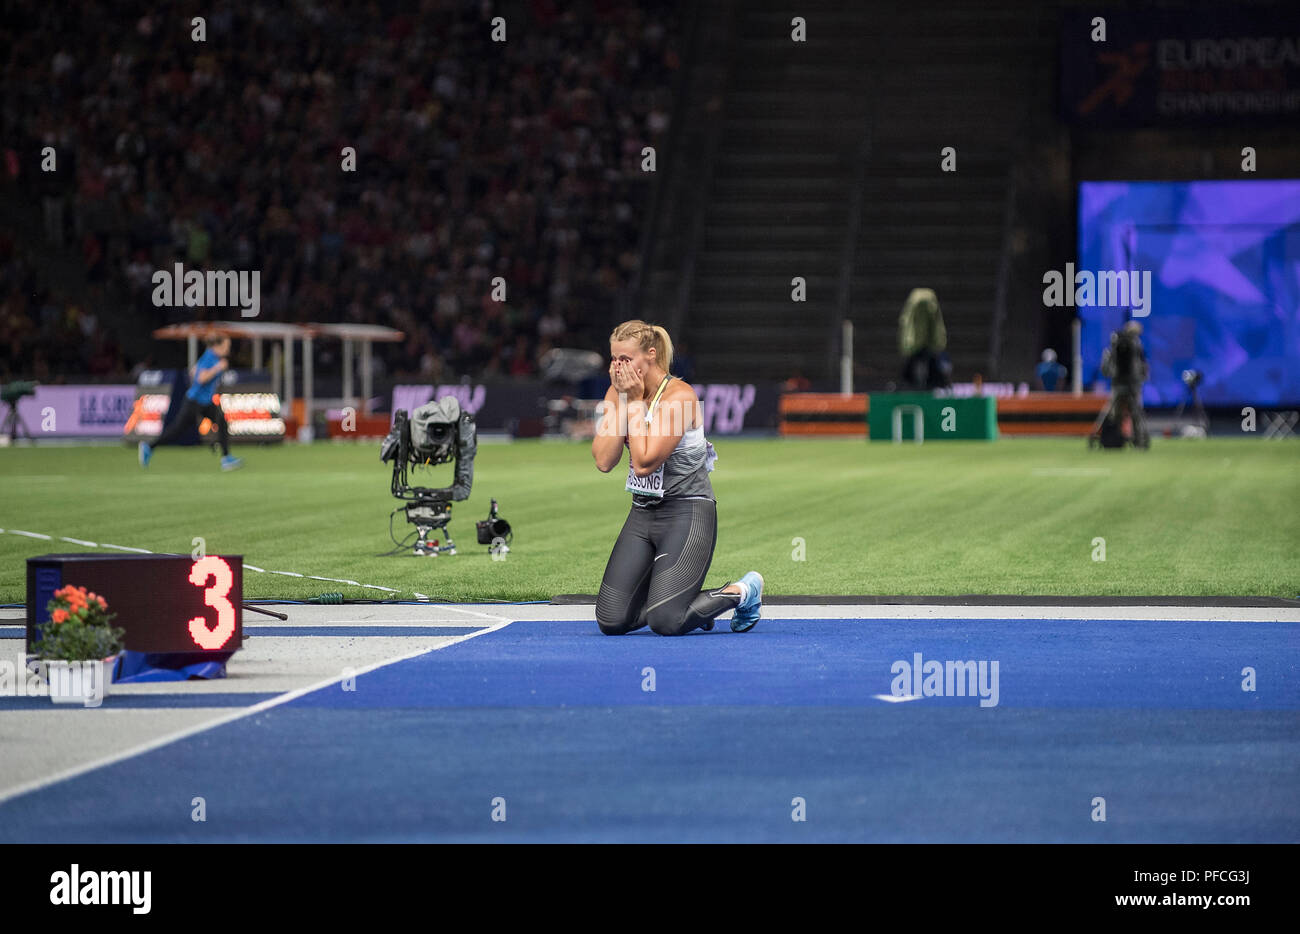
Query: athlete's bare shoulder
664 377 702 429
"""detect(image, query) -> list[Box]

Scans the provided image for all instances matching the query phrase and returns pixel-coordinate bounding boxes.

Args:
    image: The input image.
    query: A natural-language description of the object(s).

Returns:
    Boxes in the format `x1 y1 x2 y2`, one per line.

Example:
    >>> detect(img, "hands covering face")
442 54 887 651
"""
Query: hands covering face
610 359 644 396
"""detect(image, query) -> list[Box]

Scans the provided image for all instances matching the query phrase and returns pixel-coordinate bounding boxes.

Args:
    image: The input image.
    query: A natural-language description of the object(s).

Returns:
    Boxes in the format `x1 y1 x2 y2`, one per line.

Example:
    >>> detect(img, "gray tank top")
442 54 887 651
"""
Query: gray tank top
626 377 717 509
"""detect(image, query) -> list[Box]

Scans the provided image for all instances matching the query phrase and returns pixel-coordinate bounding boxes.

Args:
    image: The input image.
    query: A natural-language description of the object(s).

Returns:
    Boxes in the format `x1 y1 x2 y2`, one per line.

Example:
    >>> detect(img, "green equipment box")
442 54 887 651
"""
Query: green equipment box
867 393 997 442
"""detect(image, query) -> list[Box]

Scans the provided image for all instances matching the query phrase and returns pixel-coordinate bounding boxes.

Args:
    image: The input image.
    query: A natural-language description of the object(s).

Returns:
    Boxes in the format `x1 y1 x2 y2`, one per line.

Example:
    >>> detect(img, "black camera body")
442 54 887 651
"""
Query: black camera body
382 398 476 556
384 399 476 501
381 398 511 556
1 380 38 405
476 499 512 548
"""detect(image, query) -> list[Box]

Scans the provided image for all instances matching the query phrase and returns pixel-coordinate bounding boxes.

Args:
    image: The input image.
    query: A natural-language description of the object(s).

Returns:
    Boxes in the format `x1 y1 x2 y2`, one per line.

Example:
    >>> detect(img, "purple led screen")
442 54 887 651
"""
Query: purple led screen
1078 180 1300 406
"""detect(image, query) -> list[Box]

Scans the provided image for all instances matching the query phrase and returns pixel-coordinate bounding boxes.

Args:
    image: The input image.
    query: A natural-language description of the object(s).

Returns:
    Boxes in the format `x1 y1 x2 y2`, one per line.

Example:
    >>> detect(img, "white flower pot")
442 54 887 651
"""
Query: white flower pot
42 656 118 707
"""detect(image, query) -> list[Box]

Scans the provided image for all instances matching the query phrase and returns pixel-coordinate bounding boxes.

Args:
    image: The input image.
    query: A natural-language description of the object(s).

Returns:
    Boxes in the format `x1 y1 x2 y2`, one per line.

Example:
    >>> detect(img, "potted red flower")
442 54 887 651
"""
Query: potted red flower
32 586 125 706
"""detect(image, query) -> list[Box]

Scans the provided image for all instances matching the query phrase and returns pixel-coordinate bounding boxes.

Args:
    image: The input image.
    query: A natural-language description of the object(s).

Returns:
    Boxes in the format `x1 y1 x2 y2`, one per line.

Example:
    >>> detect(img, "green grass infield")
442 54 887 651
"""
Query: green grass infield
1 437 1296 603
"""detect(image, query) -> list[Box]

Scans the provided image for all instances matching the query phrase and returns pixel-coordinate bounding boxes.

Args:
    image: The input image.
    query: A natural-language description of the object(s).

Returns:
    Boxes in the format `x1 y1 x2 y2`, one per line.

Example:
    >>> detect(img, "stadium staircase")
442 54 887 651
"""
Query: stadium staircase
639 1 1057 386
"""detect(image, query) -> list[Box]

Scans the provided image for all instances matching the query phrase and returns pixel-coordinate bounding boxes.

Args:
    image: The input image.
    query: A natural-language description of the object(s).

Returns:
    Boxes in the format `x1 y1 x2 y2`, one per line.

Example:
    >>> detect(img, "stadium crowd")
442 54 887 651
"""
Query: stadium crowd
0 235 130 382
0 0 680 383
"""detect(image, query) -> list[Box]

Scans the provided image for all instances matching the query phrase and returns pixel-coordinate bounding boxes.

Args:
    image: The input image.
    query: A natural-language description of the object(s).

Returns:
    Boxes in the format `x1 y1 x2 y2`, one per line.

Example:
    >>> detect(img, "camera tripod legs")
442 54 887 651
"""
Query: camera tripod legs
1 405 32 443
413 527 456 556
1088 392 1149 449
405 500 457 556
1086 395 1114 448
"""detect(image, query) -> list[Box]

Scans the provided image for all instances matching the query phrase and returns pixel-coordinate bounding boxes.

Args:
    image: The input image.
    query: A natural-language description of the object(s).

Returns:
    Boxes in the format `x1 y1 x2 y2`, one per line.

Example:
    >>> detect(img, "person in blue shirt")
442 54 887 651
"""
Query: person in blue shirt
1035 348 1067 392
139 334 243 470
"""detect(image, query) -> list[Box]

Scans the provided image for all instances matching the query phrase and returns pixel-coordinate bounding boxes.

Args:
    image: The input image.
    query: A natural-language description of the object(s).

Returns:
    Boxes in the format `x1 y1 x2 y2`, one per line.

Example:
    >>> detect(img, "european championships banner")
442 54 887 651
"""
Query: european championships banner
1061 7 1300 126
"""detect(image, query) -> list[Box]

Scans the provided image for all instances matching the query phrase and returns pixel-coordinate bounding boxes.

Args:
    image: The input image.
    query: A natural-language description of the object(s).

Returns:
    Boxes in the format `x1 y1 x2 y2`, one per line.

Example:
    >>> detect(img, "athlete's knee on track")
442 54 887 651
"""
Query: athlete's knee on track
595 601 637 635
646 605 688 637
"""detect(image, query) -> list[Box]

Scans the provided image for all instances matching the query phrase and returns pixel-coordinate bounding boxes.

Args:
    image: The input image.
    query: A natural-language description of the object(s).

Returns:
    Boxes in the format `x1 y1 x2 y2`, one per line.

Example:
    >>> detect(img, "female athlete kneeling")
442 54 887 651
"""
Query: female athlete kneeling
590 319 763 636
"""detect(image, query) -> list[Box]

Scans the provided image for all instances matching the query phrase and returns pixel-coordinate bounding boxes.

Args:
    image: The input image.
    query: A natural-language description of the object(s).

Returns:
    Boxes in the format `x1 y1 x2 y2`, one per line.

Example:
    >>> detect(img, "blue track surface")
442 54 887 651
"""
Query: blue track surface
2 617 1297 842
0 625 482 639
0 693 281 710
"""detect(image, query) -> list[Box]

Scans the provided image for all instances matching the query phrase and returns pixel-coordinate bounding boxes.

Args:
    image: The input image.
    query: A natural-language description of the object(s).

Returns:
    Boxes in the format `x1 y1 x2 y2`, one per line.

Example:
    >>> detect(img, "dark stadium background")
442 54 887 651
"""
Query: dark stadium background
3 0 1296 399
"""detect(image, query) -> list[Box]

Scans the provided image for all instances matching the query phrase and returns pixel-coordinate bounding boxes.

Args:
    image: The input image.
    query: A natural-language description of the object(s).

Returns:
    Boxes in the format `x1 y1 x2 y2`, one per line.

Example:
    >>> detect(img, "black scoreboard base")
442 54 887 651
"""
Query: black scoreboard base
27 553 244 656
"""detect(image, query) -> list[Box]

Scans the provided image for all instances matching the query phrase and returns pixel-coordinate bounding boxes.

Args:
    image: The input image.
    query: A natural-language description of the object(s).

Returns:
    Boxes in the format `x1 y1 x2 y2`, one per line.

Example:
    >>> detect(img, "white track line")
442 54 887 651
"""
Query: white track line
425 604 523 623
322 619 489 627
0 615 515 806
1 528 436 602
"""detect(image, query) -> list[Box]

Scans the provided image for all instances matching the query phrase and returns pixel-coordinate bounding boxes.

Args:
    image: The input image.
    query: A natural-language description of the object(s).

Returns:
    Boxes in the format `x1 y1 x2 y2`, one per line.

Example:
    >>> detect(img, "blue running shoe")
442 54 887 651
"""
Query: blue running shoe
138 442 152 468
220 455 244 471
730 571 764 632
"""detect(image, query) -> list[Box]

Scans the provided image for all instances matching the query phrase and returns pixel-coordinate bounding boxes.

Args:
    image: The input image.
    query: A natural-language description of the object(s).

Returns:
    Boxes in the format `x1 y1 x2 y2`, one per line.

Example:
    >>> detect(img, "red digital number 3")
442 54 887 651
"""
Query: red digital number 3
188 556 236 650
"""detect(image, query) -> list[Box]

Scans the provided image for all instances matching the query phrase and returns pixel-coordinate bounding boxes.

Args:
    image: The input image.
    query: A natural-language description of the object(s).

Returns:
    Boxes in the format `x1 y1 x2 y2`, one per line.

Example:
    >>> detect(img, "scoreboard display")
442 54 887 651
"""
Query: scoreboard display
27 554 244 656
123 369 285 443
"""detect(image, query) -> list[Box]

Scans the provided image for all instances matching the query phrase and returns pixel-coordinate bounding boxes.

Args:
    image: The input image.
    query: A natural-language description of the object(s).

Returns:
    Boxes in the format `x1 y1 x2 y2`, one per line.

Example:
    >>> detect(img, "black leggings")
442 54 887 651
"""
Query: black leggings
596 497 741 636
154 398 230 456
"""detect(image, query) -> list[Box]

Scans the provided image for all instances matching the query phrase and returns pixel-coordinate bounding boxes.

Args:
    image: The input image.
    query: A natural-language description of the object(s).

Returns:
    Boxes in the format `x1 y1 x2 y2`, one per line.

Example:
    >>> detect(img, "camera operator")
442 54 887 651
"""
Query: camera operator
898 288 952 390
1100 320 1150 449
